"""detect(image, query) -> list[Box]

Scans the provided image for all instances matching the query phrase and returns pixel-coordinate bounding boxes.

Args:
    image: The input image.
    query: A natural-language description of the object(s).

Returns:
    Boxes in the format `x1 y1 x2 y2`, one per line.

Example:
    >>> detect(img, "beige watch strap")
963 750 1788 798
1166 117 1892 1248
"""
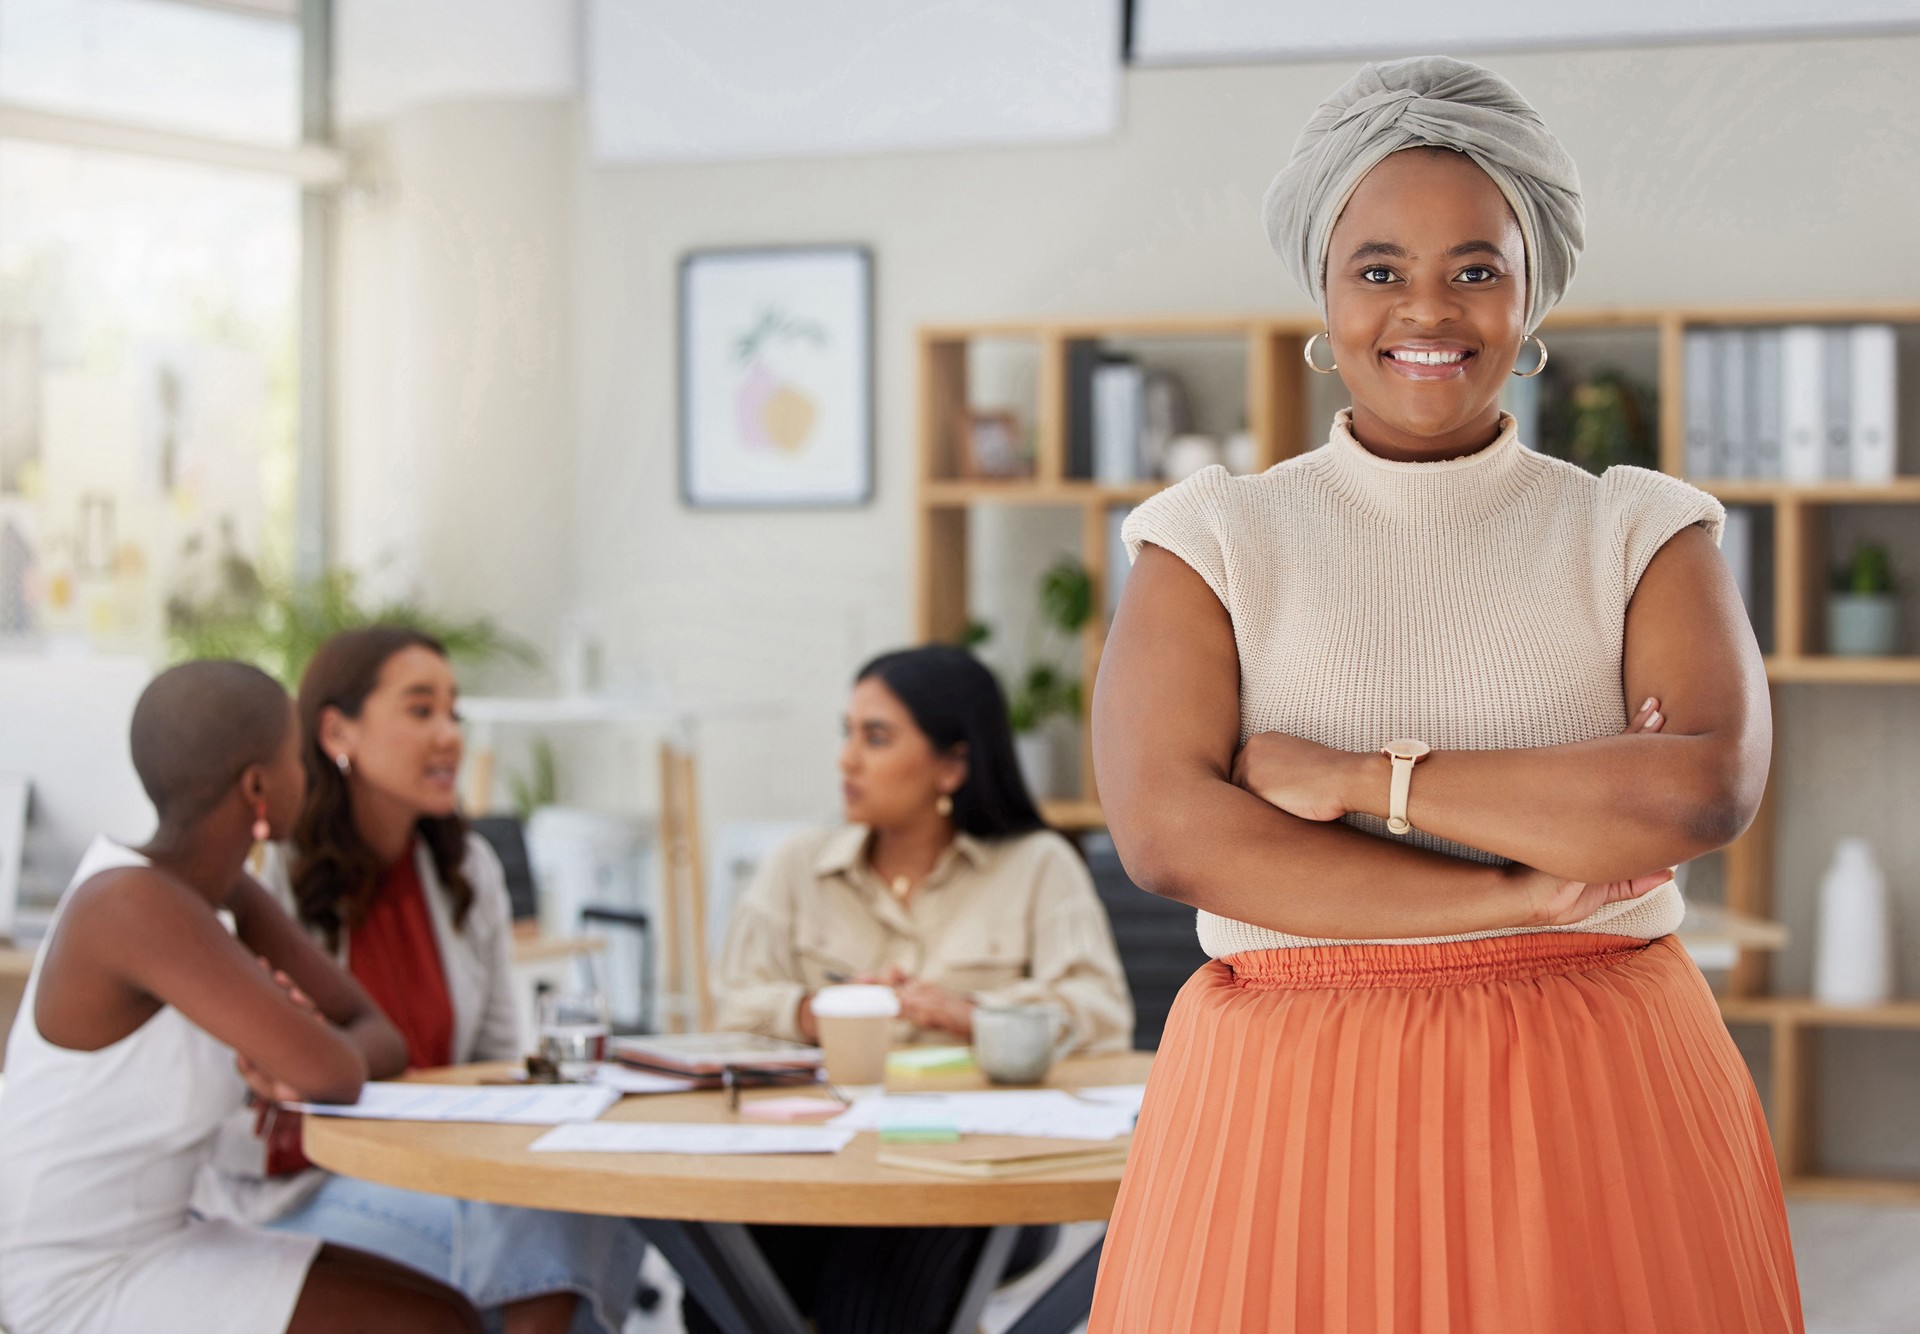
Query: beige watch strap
1381 739 1429 835
1387 755 1416 835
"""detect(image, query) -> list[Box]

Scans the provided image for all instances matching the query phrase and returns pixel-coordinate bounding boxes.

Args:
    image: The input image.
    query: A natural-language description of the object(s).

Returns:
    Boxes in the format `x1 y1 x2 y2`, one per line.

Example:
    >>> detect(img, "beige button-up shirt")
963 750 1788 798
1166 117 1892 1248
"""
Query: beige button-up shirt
715 825 1134 1055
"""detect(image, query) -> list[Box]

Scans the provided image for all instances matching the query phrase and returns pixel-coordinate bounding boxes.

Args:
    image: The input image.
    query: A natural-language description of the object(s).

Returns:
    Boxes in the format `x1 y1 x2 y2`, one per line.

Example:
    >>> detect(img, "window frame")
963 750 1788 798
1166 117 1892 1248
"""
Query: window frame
0 0 341 579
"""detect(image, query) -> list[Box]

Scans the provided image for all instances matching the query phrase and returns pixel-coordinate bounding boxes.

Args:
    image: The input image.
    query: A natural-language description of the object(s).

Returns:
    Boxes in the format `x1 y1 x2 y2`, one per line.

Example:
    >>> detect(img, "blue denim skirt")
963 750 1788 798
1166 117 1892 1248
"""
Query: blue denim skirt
267 1173 642 1334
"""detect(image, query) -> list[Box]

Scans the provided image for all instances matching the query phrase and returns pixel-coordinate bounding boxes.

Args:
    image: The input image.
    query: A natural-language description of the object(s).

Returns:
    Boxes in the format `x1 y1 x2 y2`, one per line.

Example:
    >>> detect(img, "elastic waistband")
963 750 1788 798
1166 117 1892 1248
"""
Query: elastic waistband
1224 932 1658 991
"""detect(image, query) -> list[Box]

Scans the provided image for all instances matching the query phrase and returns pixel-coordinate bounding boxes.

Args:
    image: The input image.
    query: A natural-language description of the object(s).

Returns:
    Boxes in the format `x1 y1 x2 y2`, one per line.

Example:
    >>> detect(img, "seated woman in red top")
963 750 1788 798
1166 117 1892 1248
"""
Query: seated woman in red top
195 628 643 1334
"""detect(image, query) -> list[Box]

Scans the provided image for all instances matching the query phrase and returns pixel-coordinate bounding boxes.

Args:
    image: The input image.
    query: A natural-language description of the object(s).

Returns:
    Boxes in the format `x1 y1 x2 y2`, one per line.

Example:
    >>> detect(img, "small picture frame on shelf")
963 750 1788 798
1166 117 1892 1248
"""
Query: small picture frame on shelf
959 409 1031 479
678 244 873 508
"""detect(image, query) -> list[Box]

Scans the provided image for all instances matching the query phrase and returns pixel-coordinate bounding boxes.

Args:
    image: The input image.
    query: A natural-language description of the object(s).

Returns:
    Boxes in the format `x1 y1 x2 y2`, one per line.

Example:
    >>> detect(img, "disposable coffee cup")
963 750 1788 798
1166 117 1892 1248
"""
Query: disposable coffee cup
811 984 900 1088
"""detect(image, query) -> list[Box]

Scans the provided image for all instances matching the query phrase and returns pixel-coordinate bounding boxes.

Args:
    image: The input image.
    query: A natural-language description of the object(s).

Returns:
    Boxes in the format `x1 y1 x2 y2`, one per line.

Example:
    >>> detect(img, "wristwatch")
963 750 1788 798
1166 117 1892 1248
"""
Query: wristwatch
1380 739 1432 836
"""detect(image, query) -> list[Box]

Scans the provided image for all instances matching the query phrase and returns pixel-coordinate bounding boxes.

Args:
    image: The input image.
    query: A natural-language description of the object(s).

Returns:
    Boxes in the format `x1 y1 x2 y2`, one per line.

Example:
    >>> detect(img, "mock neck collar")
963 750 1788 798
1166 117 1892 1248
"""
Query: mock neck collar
1313 409 1540 526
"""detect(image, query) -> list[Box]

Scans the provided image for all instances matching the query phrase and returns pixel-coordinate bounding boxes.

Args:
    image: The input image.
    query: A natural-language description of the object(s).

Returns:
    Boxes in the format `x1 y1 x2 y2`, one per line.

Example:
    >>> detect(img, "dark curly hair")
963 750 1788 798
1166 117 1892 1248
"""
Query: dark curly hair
291 626 472 950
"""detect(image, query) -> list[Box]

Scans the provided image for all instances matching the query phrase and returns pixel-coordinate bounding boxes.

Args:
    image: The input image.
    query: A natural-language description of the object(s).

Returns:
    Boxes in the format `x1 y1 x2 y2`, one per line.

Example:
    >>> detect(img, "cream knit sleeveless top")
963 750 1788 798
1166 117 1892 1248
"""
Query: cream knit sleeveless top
1122 410 1723 958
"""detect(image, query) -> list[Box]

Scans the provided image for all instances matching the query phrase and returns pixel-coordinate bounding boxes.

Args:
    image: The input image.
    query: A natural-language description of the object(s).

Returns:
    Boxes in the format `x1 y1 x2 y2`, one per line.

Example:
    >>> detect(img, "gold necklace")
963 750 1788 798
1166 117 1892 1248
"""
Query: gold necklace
888 874 913 901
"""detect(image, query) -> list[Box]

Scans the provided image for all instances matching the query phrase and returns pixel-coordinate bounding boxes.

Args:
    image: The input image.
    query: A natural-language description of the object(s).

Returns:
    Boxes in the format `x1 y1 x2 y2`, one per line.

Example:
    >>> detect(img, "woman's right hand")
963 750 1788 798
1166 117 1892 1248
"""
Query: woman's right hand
1513 865 1678 927
1511 695 1674 927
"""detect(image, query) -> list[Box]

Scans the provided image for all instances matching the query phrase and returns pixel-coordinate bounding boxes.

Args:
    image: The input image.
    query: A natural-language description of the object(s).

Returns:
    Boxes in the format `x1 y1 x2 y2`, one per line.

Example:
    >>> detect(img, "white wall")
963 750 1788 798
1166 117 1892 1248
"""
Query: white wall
336 100 577 693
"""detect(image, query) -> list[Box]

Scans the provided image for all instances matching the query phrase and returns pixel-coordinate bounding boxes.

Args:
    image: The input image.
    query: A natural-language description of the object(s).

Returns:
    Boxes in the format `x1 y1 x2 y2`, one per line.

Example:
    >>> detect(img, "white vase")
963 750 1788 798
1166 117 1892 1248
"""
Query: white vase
1813 838 1894 1008
1013 732 1055 802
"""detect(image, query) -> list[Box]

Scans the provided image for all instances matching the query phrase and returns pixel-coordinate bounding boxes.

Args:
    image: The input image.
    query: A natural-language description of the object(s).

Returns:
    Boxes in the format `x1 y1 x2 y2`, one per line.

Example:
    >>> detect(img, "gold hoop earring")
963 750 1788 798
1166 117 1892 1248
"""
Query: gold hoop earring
935 794 953 818
1511 334 1549 378
1303 330 1338 375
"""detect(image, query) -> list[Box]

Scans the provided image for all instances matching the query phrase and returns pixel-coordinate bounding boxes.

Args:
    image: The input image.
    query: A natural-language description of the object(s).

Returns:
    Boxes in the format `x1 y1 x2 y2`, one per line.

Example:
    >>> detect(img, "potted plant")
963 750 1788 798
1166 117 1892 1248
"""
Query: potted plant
166 548 536 686
1542 369 1658 473
1828 542 1899 657
964 559 1093 801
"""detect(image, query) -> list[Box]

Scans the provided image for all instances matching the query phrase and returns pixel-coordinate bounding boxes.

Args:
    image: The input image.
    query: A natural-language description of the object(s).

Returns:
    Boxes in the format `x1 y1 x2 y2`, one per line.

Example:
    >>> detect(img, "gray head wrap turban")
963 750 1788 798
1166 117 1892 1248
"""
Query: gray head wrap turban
1262 55 1584 335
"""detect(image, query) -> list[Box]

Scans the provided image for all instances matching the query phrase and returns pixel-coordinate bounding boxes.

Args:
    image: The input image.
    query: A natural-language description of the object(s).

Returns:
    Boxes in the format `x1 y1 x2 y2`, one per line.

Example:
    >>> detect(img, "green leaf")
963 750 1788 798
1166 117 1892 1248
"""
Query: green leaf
167 564 539 687
1038 560 1093 634
1836 543 1895 595
507 735 558 822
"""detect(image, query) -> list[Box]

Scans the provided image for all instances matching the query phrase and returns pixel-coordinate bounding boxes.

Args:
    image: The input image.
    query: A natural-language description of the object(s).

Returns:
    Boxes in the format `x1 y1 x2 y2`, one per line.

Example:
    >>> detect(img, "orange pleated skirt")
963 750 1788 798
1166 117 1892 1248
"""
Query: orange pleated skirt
1090 933 1803 1333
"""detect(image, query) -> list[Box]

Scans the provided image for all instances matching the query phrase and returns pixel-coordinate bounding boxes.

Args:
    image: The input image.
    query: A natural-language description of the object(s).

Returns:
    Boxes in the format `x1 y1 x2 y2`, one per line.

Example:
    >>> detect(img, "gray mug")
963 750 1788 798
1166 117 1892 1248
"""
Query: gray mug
972 1003 1064 1085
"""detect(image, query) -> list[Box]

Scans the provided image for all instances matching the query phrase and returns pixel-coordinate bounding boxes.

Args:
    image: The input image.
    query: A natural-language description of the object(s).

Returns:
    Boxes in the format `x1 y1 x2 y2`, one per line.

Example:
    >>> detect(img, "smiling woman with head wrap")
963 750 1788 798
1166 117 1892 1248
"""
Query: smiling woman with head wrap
1085 56 1802 1334
1263 55 1585 337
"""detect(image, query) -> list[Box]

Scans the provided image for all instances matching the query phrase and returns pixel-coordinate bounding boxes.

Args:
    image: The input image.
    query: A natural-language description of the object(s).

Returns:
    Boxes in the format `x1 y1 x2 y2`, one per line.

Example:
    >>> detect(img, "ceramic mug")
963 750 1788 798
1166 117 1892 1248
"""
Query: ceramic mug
972 1003 1065 1085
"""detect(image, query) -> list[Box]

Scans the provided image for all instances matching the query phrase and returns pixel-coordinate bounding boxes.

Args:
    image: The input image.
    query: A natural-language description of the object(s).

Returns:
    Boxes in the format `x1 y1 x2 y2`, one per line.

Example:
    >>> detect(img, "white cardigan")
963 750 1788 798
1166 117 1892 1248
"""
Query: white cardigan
192 832 520 1225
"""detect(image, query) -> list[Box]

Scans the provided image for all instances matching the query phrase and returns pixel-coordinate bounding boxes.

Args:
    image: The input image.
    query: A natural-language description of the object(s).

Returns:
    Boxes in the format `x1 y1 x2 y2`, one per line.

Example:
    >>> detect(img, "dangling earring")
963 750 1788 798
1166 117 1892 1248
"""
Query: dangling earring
251 801 271 843
935 793 953 818
1511 333 1549 378
334 752 351 776
1303 330 1338 374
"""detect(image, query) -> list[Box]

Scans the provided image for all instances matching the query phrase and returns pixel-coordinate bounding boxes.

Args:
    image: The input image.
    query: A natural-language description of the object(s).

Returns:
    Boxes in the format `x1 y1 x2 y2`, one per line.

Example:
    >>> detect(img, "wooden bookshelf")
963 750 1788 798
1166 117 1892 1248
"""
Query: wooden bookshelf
919 300 1920 1201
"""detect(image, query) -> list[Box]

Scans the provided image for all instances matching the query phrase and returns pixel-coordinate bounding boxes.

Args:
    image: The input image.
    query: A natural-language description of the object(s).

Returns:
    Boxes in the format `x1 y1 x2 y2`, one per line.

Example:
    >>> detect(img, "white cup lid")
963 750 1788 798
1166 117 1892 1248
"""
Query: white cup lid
811 984 901 1019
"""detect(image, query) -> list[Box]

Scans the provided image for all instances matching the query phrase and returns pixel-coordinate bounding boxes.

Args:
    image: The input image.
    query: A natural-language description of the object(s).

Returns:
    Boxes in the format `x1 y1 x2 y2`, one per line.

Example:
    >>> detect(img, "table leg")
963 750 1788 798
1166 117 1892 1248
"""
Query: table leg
1003 1231 1105 1334
630 1218 807 1334
946 1224 1020 1334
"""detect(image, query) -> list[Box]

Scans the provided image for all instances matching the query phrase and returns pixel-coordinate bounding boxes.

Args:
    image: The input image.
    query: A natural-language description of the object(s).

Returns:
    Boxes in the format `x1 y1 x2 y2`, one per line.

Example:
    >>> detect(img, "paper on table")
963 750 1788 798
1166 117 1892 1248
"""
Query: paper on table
531 1122 855 1155
1074 1084 1147 1117
294 1083 620 1125
829 1091 1135 1141
592 1064 699 1095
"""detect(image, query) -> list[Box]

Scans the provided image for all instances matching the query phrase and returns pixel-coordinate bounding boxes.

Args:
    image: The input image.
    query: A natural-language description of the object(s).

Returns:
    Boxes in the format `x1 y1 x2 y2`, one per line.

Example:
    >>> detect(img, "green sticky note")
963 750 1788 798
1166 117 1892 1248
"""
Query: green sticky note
886 1046 976 1075
879 1123 962 1143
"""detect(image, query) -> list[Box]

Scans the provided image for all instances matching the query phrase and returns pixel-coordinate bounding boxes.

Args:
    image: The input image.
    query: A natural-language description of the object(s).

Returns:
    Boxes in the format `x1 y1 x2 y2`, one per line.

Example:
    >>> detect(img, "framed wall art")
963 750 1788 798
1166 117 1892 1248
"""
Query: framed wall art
678 244 873 508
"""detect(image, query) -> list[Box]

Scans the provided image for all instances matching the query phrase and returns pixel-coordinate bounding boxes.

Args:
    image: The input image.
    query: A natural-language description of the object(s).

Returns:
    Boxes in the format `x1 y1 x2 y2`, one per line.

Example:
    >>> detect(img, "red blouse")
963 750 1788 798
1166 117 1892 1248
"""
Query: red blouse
348 850 455 1072
264 848 455 1176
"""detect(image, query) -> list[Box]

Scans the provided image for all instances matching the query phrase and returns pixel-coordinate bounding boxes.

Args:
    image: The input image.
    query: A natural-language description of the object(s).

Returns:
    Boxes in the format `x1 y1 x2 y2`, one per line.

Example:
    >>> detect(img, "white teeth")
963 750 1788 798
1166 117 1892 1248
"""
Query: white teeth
1389 349 1468 365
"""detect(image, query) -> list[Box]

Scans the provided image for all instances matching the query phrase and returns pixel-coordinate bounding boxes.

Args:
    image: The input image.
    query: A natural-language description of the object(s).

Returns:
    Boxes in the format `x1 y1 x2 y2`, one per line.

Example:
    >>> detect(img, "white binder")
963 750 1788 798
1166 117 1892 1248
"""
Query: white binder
1747 329 1784 481
1780 325 1824 484
1821 326 1853 479
1091 361 1144 484
1849 324 1898 484
1714 329 1750 478
1684 328 1717 479
1720 506 1755 628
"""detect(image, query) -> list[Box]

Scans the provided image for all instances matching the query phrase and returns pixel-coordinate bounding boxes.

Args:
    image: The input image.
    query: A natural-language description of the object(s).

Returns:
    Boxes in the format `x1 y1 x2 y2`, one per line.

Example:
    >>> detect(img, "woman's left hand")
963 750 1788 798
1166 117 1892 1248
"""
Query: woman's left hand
884 970 976 1038
1232 732 1364 822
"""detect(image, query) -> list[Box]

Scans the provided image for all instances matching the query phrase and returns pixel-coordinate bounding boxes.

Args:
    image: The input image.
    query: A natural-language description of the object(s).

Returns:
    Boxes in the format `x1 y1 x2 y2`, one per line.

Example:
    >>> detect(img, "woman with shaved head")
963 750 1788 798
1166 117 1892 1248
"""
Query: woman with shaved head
1088 56 1801 1332
197 627 643 1334
0 659 479 1334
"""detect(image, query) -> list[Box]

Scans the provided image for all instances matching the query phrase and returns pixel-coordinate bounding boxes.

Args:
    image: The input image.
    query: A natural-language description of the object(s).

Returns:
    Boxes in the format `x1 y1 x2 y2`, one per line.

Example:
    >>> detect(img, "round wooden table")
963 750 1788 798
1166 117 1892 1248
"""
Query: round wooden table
305 1051 1153 1334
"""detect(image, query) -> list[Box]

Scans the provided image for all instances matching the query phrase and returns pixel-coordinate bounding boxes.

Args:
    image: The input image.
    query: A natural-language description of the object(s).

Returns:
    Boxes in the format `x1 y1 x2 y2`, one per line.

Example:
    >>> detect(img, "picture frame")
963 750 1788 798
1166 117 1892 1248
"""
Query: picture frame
959 409 1032 479
678 245 873 508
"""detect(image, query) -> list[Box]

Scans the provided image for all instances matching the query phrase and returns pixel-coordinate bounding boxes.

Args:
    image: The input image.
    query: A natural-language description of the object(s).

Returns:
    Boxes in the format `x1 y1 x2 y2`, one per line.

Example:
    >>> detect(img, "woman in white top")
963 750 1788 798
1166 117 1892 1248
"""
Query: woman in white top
1087 57 1800 1332
197 626 643 1334
0 659 479 1334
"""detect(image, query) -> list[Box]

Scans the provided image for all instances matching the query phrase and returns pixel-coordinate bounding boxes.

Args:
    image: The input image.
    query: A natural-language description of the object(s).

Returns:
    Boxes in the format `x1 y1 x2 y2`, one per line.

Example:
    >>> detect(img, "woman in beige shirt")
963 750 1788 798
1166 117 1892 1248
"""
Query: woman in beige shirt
716 645 1133 1056
690 645 1132 1334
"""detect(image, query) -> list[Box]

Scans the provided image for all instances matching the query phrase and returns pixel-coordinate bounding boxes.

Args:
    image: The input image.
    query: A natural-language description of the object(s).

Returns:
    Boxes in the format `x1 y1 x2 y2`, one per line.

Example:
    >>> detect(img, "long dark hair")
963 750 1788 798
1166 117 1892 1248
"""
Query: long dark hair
855 645 1047 840
291 626 472 950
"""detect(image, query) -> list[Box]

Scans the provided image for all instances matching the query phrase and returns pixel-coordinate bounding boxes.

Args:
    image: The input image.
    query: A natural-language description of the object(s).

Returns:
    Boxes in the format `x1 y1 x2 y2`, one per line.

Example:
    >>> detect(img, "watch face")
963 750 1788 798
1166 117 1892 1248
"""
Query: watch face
1384 739 1432 761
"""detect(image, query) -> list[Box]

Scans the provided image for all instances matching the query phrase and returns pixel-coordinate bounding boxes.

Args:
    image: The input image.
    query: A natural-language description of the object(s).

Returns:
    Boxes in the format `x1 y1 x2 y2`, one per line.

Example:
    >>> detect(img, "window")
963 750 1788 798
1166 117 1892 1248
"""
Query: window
0 0 328 654
0 0 301 145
